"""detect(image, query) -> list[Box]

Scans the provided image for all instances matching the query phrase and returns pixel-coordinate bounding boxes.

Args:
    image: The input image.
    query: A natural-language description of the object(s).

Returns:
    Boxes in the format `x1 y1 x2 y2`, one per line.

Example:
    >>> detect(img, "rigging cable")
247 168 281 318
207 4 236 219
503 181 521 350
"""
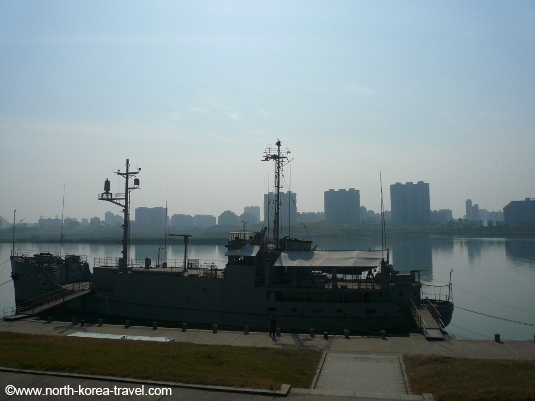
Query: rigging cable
453 283 535 314
448 323 489 339
281 170 311 239
0 279 13 287
455 306 534 327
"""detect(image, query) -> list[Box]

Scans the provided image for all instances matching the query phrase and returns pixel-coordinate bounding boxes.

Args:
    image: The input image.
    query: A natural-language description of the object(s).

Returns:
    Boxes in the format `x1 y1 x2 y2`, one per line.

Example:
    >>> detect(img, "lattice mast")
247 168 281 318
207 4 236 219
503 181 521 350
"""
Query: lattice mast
262 140 290 249
98 159 141 272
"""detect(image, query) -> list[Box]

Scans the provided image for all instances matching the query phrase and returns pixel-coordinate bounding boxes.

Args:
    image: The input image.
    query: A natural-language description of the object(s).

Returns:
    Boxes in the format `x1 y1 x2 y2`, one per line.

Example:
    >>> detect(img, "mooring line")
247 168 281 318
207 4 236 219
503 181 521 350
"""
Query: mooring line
456 306 534 326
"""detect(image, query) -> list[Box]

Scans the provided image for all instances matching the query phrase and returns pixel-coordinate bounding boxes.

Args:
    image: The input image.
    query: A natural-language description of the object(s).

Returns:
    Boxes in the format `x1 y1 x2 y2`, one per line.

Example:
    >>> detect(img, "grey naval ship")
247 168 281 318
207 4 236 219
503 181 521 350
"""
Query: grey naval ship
9 141 453 335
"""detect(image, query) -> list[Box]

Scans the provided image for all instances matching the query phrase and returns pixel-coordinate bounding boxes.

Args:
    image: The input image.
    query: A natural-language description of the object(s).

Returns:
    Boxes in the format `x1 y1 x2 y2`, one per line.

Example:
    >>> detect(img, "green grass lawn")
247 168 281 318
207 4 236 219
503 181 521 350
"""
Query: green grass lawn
404 354 535 401
0 332 321 389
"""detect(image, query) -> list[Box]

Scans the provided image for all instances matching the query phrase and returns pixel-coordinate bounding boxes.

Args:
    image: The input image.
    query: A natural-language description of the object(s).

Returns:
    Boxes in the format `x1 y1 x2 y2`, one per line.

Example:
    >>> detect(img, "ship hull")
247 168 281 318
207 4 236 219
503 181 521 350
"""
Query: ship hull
61 265 419 334
10 254 91 303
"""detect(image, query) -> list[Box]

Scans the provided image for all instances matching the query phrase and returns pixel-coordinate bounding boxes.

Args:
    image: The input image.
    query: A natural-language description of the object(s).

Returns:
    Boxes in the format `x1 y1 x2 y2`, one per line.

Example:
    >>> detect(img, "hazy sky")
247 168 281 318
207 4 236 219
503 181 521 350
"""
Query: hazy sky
1 1 534 223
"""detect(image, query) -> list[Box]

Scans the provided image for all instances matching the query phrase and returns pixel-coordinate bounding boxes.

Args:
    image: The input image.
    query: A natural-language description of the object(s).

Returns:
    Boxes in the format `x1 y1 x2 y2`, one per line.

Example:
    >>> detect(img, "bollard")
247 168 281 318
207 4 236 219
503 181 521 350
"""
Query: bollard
153 321 158 330
309 328 315 337
380 330 387 339
47 315 53 323
98 318 103 327
344 329 350 339
212 324 218 334
276 327 281 337
244 325 249 335
80 320 85 327
124 319 130 328
494 333 501 343
182 322 187 332
324 331 329 340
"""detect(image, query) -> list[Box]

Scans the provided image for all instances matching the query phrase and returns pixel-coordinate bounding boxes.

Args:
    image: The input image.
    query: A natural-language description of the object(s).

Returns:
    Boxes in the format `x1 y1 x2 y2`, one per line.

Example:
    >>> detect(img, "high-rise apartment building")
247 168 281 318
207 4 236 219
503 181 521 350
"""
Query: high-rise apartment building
218 210 239 227
323 188 360 225
504 198 535 226
465 199 480 221
193 214 216 228
390 181 430 225
243 206 261 224
135 207 166 228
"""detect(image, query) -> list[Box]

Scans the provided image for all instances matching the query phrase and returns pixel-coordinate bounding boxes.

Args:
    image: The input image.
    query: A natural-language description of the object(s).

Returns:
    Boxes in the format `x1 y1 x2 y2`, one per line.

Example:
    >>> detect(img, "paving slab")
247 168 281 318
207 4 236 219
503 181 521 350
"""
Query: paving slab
314 353 408 398
329 333 535 360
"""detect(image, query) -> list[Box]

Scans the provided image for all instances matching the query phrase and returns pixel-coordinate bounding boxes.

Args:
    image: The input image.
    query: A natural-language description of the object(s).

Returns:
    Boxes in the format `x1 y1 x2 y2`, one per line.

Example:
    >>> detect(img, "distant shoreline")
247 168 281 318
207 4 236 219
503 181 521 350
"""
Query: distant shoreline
2 224 535 244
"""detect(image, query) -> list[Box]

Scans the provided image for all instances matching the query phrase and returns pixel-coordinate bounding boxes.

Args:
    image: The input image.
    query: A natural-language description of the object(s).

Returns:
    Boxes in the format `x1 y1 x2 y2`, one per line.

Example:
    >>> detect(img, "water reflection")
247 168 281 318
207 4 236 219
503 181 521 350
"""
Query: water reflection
505 239 535 266
390 238 433 281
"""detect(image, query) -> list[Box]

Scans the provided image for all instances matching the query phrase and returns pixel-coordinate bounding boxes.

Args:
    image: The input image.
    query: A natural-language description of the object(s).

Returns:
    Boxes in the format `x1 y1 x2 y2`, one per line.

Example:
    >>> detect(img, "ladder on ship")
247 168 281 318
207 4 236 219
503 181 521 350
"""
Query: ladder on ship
3 282 94 321
410 298 446 341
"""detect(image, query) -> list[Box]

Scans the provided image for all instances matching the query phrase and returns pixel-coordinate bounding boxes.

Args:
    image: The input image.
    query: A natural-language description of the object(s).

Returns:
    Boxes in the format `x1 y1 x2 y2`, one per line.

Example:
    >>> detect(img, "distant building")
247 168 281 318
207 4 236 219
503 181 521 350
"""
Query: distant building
135 207 166 228
478 209 504 225
39 217 62 229
465 199 504 225
264 191 298 229
89 217 101 227
360 206 382 224
104 211 122 226
324 188 360 225
170 214 194 229
0 216 9 229
193 214 216 228
299 212 324 223
242 206 260 224
431 209 453 224
465 199 480 221
218 210 239 227
390 181 430 225
503 198 535 226
63 218 80 231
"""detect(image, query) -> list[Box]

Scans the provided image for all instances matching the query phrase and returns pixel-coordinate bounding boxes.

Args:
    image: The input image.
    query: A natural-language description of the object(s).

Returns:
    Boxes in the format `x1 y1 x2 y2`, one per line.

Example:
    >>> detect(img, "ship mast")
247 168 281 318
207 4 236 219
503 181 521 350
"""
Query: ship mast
99 159 141 272
263 140 290 249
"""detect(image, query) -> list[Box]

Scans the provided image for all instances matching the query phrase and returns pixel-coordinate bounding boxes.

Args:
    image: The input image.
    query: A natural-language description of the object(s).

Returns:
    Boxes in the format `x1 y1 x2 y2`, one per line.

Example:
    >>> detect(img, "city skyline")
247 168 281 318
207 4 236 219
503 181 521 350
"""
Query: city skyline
2 1 534 223
2 185 506 227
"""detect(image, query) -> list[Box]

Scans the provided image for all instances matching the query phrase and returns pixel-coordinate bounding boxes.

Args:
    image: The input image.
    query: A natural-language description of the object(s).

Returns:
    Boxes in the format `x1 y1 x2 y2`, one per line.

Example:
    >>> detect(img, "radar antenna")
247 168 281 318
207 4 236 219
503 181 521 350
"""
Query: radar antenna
262 140 290 249
98 159 141 272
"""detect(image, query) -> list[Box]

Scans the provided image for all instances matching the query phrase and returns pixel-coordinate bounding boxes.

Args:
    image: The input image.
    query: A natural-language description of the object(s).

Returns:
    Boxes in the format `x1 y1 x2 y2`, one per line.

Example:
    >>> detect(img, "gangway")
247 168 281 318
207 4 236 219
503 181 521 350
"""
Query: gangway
410 298 446 341
3 282 93 321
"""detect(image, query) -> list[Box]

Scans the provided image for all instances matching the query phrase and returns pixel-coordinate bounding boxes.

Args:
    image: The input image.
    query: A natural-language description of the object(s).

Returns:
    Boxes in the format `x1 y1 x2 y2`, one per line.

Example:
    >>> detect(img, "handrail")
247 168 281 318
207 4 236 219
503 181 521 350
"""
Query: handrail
410 298 424 329
424 297 446 331
11 282 94 316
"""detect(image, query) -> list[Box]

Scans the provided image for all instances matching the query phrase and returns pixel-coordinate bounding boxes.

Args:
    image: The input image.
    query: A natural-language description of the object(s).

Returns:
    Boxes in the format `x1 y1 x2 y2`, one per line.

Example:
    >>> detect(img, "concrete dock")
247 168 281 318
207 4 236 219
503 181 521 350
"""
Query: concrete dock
0 318 533 401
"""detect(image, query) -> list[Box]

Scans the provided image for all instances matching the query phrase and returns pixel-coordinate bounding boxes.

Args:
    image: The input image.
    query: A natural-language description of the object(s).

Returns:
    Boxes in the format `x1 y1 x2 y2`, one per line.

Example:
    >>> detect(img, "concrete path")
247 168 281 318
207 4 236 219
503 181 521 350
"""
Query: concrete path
313 353 408 398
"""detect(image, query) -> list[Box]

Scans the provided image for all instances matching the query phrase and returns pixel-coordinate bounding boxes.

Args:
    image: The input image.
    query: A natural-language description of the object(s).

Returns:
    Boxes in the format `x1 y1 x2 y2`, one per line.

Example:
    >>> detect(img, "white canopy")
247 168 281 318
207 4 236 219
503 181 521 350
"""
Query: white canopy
274 250 384 273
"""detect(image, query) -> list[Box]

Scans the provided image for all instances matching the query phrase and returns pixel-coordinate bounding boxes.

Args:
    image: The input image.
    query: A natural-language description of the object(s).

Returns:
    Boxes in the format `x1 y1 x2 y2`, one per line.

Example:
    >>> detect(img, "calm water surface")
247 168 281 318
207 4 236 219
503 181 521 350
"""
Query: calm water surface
1 237 534 340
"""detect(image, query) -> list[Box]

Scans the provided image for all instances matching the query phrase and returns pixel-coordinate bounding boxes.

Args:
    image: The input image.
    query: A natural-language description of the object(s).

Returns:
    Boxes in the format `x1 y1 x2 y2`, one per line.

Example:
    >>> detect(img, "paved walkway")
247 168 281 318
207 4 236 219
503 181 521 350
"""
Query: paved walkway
313 353 408 398
1 318 533 401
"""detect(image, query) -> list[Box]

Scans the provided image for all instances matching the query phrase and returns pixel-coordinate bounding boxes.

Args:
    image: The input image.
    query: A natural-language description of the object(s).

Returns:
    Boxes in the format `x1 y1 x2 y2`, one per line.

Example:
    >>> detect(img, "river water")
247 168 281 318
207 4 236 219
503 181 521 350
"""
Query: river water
1 237 534 340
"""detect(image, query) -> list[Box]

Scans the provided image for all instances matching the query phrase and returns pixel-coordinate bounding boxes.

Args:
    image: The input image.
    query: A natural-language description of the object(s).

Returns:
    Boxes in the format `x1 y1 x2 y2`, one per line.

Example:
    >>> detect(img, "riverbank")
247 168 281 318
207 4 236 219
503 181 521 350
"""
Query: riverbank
1 319 534 401
2 223 535 244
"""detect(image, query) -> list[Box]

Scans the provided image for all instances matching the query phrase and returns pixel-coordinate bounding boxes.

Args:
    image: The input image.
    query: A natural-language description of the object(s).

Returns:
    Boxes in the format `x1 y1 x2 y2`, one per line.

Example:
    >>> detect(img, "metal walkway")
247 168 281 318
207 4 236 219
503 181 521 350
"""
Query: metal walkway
411 299 446 341
3 282 93 321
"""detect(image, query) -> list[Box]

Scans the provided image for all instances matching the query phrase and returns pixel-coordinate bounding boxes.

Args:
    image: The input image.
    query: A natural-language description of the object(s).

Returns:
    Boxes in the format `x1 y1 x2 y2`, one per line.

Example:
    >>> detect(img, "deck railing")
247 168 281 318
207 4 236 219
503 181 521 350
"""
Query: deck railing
4 282 93 317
